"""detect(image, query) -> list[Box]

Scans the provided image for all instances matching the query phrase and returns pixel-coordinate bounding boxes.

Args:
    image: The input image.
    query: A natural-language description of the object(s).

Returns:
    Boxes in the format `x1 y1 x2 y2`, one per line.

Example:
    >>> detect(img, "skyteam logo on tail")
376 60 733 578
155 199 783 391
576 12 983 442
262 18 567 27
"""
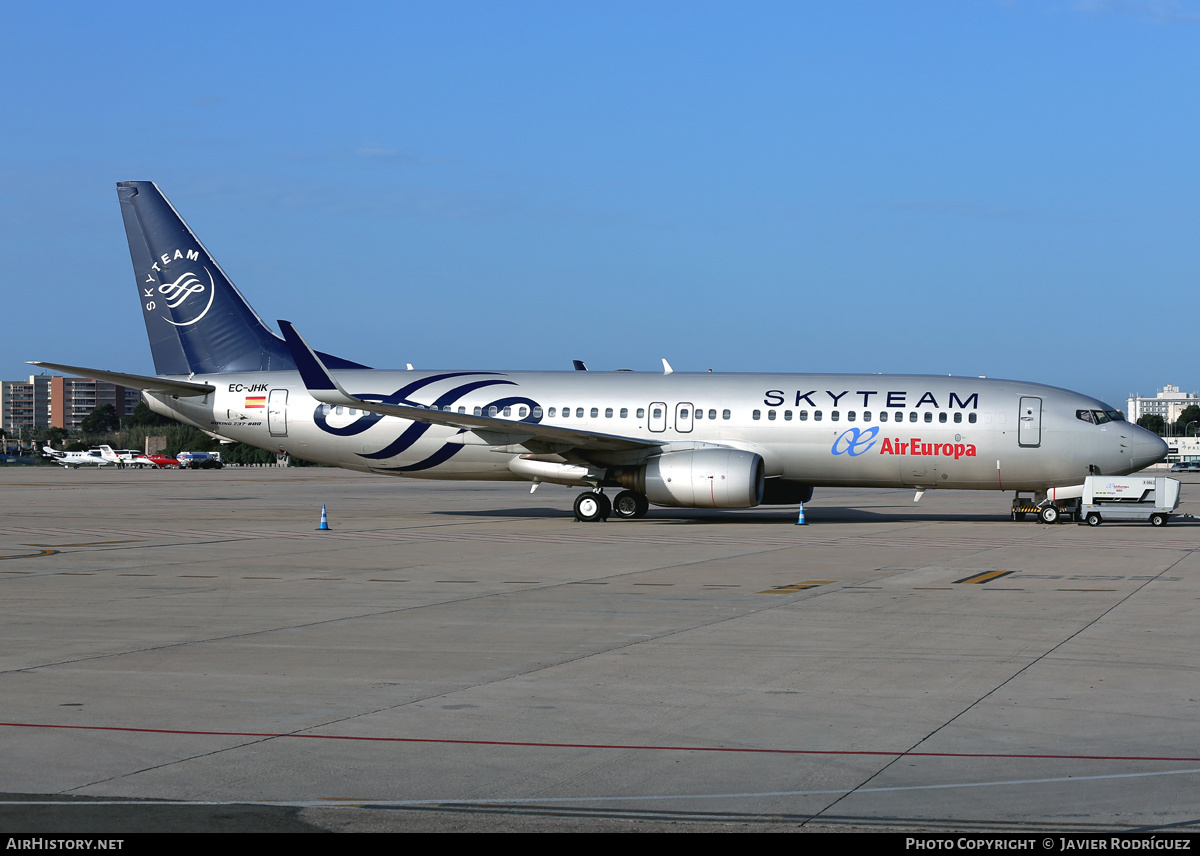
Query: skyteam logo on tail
158 268 216 326
141 246 216 327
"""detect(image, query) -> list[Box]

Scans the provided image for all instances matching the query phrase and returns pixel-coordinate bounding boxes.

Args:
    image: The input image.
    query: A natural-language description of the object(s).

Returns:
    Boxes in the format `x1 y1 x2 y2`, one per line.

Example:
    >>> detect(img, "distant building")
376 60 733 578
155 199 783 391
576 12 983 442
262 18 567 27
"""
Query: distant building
0 375 52 434
1127 385 1199 427
1165 437 1200 464
0 374 138 433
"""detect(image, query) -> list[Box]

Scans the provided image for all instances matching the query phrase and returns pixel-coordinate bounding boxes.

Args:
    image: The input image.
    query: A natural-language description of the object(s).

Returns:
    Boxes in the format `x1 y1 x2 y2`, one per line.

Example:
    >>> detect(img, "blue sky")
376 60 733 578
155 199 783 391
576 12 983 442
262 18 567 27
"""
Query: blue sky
2 1 1198 408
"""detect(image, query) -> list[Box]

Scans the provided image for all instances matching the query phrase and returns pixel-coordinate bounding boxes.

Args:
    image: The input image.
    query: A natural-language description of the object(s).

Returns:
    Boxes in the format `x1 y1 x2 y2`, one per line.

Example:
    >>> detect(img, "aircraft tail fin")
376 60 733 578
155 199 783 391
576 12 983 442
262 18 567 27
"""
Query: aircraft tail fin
117 182 368 376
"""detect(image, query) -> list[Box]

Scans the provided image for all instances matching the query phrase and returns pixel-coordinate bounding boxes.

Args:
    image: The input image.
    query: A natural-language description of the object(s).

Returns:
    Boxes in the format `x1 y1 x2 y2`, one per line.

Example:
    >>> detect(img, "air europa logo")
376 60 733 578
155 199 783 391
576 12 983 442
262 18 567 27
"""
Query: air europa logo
831 427 879 456
880 437 976 460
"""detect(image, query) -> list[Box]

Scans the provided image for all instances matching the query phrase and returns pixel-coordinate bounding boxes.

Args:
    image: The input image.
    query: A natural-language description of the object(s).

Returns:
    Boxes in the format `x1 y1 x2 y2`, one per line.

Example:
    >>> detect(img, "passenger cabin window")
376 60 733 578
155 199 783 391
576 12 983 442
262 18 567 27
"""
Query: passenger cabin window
474 406 482 416
814 410 823 421
651 407 661 419
784 410 792 421
709 409 717 420
548 407 556 417
831 410 840 422
532 407 541 418
767 410 775 420
847 411 856 422
799 410 808 421
722 409 731 420
620 408 628 418
953 412 962 423
576 408 584 418
879 411 888 422
909 412 918 422
863 411 872 422
488 406 498 417
695 409 703 420
924 412 933 423
590 407 598 418
638 408 646 419
753 410 762 420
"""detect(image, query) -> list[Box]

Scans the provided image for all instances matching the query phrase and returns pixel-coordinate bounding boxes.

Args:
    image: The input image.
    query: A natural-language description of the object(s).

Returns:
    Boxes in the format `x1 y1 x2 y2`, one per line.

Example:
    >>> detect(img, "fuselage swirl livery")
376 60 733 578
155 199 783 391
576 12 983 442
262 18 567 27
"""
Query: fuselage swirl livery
32 182 1167 522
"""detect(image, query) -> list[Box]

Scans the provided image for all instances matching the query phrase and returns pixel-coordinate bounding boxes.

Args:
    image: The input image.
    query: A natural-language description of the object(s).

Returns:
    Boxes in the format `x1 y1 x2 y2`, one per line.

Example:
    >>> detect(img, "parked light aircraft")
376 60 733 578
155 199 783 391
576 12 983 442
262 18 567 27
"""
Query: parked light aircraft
31 182 1167 522
43 446 109 468
97 446 162 468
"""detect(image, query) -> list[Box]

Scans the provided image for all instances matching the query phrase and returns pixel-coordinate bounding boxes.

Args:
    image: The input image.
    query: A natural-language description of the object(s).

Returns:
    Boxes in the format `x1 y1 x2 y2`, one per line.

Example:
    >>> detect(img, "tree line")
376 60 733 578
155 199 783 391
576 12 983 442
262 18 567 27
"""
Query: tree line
1136 404 1200 437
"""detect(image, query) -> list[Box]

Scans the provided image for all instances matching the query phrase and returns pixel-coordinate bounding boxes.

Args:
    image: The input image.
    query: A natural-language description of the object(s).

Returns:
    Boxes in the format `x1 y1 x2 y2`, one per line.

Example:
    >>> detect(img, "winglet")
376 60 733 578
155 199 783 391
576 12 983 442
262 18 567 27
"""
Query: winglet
277 320 358 407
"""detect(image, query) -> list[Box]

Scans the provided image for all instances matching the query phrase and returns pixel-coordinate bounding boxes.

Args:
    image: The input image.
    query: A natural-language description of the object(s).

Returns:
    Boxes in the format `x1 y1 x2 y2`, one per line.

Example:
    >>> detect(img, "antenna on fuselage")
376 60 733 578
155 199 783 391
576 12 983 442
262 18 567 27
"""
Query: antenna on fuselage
661 358 673 375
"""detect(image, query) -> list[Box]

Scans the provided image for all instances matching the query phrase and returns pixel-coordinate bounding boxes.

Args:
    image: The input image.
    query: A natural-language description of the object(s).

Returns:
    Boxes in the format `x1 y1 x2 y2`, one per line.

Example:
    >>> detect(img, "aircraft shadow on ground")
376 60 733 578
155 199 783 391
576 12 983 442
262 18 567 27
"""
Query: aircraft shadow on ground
432 506 1013 524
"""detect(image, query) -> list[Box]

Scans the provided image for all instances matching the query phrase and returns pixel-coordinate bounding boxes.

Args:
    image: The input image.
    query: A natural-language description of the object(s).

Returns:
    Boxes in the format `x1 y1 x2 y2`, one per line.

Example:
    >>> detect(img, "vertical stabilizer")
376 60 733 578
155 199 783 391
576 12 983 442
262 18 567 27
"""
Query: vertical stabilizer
118 182 368 376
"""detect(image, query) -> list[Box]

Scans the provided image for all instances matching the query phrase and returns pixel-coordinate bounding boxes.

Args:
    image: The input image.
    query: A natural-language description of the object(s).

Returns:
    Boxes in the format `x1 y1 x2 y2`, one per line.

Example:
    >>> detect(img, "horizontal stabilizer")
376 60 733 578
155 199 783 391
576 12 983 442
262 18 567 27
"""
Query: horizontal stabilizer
27 362 215 396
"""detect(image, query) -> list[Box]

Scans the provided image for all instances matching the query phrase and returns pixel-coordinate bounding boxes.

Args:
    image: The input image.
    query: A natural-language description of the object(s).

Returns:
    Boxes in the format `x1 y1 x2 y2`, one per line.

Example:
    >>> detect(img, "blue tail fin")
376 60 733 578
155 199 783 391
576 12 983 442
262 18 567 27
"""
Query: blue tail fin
118 181 368 375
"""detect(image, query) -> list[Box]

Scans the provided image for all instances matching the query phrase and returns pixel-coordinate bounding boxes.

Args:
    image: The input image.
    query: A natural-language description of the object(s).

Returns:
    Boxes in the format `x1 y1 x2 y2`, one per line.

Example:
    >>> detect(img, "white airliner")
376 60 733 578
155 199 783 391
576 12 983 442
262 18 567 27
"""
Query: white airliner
43 446 110 468
31 182 1168 522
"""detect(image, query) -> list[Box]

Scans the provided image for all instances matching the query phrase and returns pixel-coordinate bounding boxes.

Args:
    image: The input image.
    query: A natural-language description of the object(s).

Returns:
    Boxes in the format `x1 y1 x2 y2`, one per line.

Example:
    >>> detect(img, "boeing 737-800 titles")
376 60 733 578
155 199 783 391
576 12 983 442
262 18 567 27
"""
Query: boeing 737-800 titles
31 182 1167 522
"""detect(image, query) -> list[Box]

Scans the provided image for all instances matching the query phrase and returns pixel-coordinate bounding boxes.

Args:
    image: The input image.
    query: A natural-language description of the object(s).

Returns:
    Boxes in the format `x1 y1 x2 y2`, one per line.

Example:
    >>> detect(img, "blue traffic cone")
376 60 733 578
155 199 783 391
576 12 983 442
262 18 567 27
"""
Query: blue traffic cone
316 504 330 530
796 501 806 525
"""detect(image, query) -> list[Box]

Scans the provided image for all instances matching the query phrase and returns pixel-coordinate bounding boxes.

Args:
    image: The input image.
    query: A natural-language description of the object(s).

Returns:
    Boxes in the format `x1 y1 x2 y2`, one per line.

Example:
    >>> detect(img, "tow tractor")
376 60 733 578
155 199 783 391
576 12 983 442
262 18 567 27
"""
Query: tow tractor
1012 476 1180 527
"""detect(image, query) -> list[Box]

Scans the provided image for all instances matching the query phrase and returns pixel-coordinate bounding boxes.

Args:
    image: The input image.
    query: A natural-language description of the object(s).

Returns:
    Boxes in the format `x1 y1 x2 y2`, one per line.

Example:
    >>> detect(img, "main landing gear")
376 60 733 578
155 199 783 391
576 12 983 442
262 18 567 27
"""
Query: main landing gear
573 489 650 522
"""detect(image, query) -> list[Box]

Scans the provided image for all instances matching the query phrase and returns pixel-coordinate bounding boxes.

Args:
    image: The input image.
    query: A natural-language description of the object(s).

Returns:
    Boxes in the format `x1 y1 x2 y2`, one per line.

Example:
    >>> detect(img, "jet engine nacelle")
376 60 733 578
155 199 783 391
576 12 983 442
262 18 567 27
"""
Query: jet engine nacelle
619 449 765 509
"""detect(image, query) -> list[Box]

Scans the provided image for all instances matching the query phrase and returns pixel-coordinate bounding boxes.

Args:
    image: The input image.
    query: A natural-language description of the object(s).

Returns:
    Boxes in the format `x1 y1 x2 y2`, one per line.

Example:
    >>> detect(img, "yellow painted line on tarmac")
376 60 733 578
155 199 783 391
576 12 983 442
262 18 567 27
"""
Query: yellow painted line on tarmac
760 580 835 594
0 549 58 561
954 571 1014 585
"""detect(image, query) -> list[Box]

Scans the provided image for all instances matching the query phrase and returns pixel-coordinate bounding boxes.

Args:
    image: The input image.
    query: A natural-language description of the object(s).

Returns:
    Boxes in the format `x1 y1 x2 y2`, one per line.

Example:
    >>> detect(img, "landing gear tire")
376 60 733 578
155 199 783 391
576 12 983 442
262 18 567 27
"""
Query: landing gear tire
1086 513 1102 527
1151 513 1168 527
574 491 610 522
1040 505 1059 524
612 490 649 520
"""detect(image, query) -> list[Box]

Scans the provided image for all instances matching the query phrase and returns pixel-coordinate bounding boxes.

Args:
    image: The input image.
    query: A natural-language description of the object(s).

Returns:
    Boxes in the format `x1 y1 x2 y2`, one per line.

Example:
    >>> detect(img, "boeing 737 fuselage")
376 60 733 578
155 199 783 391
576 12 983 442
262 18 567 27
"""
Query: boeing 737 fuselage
31 182 1167 522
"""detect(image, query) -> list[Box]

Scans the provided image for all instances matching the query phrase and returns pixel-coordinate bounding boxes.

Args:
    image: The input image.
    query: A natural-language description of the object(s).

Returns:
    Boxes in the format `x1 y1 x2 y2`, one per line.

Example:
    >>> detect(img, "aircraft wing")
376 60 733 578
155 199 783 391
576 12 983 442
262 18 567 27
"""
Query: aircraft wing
278 321 665 454
27 362 216 396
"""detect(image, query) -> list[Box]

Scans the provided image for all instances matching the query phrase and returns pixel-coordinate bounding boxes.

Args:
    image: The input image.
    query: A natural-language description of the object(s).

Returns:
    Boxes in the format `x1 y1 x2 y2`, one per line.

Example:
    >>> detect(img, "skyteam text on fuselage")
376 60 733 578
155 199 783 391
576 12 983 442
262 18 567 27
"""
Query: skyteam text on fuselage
31 182 1167 522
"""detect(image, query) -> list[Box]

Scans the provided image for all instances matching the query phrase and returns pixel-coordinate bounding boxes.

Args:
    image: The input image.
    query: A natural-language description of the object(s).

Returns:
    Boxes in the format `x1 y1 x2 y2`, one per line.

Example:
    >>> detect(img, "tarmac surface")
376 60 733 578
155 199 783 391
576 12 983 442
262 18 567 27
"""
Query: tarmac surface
1 465 1198 833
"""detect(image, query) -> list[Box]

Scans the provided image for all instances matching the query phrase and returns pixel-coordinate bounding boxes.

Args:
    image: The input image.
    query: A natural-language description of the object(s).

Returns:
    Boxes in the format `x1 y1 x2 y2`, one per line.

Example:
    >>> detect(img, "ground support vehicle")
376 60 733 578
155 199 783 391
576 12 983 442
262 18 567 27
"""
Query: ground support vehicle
1079 476 1180 527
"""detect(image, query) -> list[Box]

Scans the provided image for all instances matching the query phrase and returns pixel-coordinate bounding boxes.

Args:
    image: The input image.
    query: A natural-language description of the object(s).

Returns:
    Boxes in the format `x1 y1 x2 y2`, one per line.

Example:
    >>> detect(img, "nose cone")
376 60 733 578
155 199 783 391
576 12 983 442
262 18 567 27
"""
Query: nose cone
1130 425 1169 471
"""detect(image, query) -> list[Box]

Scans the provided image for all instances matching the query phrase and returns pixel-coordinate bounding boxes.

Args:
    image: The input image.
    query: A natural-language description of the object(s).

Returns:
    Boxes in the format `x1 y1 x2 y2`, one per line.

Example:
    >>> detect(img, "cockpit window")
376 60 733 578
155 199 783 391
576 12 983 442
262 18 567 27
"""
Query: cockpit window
1093 410 1111 425
1105 410 1125 422
1076 409 1094 424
